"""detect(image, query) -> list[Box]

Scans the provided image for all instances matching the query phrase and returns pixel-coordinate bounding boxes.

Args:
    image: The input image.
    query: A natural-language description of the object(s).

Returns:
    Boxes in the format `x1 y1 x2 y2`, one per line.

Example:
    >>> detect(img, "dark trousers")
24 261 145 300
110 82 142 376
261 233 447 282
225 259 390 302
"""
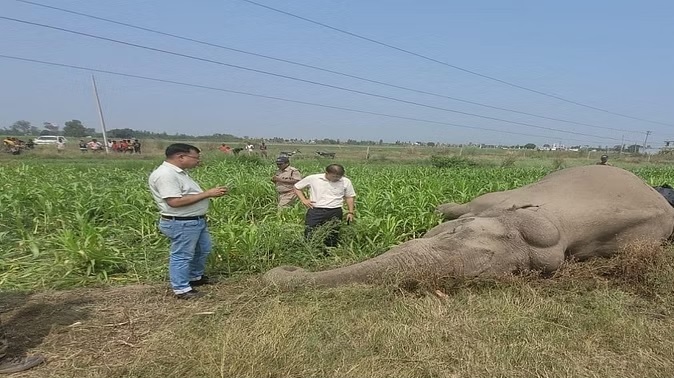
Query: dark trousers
305 207 343 247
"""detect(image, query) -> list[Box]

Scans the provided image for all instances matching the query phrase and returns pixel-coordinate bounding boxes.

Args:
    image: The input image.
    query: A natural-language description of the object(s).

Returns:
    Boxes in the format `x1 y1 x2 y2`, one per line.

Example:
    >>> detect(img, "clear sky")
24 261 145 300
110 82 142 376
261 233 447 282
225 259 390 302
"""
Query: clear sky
1 0 672 147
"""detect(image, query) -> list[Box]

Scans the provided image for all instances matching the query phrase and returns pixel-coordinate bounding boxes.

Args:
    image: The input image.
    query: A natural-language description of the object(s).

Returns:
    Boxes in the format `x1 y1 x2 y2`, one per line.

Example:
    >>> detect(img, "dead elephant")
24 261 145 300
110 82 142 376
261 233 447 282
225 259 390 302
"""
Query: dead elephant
264 166 674 289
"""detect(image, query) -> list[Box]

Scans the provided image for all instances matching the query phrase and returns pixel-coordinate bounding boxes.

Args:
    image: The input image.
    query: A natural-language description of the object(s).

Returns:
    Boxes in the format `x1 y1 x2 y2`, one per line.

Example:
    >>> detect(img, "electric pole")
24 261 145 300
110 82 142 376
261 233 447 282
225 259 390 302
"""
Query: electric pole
91 75 110 154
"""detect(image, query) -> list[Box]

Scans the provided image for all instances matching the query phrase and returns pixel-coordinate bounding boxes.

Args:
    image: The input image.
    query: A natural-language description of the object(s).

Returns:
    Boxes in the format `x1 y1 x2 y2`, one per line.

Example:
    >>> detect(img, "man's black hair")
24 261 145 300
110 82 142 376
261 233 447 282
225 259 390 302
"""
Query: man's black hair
325 164 345 175
165 143 200 157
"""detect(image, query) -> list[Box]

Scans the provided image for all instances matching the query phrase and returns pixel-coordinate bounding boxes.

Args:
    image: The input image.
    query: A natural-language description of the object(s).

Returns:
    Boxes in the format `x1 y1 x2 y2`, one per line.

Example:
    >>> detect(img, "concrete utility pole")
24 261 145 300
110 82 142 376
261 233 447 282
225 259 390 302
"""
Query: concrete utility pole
643 130 652 149
91 75 110 154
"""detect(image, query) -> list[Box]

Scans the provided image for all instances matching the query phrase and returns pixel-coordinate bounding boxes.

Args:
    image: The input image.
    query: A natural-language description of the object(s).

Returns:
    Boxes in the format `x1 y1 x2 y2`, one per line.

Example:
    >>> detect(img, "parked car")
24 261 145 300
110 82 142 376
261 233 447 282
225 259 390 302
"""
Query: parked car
33 136 67 145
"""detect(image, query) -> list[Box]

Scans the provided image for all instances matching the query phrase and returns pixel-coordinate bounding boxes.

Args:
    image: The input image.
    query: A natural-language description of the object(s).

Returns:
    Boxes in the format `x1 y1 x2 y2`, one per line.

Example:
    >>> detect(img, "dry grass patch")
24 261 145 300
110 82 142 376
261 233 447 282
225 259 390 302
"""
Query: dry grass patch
4 244 674 378
121 282 674 378
548 240 674 297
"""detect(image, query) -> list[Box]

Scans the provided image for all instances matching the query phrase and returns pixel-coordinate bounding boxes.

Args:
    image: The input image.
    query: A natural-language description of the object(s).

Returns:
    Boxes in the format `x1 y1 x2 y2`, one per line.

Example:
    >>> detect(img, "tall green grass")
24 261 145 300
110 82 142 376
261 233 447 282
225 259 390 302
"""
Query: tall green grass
2 156 674 290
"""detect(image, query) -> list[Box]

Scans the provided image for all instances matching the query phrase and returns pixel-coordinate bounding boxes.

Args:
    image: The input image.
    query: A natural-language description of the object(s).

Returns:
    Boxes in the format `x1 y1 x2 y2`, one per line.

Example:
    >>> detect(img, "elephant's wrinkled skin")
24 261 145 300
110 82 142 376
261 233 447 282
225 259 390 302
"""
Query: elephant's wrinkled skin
264 166 674 289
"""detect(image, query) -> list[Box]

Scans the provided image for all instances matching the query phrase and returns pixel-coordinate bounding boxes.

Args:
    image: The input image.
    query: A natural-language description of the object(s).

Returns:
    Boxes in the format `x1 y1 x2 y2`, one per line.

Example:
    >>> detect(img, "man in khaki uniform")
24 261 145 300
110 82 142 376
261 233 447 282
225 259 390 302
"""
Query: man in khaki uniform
272 156 302 208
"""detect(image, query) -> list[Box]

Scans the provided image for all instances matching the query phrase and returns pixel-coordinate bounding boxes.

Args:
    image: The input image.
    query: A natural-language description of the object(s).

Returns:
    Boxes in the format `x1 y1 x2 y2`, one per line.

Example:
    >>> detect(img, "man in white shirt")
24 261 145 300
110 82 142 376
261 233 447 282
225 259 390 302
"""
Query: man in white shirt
293 164 356 248
148 143 229 299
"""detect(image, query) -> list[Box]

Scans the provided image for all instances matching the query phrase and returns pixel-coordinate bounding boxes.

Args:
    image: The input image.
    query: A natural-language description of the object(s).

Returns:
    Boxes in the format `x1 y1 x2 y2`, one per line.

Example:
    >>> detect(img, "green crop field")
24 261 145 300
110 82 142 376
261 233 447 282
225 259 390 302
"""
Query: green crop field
2 146 674 377
3 148 673 290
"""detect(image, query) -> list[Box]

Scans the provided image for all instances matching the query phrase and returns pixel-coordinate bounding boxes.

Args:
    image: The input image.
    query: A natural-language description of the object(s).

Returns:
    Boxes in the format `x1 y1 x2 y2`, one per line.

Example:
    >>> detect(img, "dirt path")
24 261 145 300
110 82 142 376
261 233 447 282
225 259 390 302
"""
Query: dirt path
0 280 256 378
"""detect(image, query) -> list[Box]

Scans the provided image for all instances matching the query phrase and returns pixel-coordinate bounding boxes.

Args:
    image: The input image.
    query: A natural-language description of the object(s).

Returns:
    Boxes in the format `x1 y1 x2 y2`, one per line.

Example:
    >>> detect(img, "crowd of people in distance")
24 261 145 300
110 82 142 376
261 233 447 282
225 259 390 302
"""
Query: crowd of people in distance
78 138 142 153
108 139 141 153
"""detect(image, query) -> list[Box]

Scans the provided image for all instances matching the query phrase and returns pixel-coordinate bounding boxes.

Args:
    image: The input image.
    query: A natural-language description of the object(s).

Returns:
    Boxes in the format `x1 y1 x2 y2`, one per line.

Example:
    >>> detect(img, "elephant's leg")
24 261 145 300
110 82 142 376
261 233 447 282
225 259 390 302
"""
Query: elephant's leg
435 203 471 220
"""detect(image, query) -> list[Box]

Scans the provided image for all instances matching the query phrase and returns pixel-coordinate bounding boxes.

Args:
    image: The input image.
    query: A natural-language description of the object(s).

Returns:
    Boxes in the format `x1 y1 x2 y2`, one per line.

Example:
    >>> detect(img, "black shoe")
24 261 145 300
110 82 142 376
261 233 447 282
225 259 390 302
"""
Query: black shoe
189 275 216 287
174 289 203 300
0 354 46 374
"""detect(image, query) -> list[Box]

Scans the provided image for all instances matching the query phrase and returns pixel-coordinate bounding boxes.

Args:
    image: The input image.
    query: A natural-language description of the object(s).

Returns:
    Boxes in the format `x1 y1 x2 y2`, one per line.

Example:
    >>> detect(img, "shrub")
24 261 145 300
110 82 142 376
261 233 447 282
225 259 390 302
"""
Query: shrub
551 157 566 170
500 155 517 168
429 155 479 169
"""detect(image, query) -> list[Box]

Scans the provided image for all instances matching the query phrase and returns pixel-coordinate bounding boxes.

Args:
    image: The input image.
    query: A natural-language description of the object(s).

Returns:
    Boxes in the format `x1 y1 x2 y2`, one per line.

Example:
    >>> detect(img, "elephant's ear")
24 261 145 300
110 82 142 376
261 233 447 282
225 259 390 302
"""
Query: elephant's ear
513 208 561 248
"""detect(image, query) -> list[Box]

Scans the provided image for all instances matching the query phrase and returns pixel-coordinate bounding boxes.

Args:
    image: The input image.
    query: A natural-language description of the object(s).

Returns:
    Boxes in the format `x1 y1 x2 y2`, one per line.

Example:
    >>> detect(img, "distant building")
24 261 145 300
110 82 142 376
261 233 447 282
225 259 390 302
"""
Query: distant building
660 140 674 154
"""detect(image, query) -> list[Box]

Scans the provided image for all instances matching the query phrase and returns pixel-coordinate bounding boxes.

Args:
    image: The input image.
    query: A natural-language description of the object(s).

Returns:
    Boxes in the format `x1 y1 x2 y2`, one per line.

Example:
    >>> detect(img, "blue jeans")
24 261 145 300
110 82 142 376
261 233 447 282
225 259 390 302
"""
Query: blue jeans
159 218 212 294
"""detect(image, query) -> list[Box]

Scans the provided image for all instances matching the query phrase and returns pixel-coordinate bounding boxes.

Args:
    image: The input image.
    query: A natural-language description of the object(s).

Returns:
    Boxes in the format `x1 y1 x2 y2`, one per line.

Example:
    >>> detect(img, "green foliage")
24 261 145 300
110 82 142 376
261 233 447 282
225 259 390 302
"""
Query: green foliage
429 155 479 169
500 154 518 168
2 159 674 290
63 119 94 137
231 153 266 167
12 120 32 134
107 128 136 139
551 157 566 170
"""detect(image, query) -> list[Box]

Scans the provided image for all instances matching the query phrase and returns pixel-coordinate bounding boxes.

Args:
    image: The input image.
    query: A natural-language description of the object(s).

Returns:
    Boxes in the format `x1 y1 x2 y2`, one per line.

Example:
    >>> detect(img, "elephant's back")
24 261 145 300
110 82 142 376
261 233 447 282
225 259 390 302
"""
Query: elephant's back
529 166 670 212
470 165 674 226
520 166 674 244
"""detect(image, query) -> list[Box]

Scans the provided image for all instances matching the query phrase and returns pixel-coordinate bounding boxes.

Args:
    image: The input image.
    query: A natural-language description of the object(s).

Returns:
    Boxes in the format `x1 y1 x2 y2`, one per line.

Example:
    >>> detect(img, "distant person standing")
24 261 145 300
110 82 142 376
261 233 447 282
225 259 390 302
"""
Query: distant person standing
133 139 142 154
245 142 254 155
78 139 88 153
293 164 356 247
596 155 612 166
148 143 229 299
272 156 302 208
56 139 66 153
87 139 102 152
218 144 232 154
259 142 268 159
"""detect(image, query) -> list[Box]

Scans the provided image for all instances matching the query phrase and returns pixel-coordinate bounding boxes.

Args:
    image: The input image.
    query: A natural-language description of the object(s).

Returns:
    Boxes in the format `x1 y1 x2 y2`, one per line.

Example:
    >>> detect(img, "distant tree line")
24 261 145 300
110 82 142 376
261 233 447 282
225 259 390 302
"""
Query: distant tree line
8 122 602 149
1 120 95 138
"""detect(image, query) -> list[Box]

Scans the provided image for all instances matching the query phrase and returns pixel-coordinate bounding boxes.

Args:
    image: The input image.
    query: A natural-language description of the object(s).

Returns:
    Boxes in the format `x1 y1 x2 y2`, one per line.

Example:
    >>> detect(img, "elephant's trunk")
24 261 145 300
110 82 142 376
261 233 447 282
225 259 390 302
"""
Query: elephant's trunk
263 235 502 290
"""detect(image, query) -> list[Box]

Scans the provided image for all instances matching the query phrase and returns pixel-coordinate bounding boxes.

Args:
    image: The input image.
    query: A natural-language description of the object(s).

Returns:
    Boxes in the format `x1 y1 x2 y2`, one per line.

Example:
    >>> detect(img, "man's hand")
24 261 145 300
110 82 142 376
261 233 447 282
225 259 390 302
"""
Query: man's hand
165 187 228 208
301 198 315 209
346 212 355 222
205 186 229 198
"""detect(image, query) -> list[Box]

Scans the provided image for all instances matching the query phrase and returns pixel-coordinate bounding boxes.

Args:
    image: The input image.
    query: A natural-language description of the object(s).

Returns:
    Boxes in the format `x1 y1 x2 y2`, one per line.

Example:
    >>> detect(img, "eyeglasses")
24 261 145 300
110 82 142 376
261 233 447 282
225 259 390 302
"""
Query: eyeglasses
182 154 201 160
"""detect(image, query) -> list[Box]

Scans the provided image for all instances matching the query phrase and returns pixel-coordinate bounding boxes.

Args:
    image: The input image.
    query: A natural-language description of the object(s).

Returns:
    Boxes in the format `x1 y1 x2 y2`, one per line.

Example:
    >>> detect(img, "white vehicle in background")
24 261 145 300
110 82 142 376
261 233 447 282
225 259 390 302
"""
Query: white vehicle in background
33 135 67 145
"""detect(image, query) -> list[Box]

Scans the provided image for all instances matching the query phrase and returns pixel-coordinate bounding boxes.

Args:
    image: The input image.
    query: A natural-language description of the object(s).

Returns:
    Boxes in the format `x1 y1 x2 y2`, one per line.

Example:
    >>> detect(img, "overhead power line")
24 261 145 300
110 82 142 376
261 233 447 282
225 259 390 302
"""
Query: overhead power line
238 0 674 128
0 54 611 146
0 16 642 145
12 0 645 136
